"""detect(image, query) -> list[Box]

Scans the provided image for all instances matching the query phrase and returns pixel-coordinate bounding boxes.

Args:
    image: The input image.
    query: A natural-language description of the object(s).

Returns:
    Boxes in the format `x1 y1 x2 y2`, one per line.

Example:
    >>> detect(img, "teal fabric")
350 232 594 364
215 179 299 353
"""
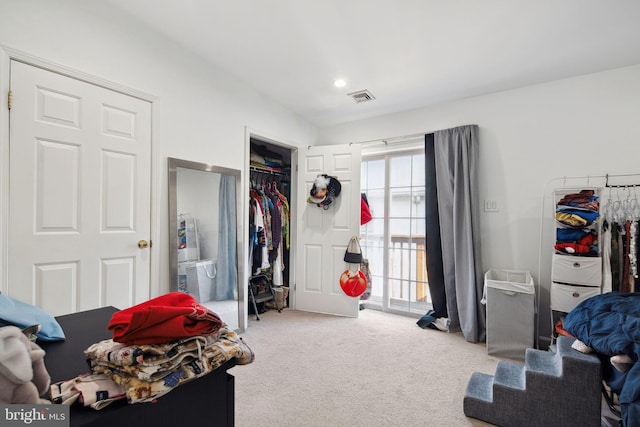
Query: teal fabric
216 174 238 301
0 293 65 341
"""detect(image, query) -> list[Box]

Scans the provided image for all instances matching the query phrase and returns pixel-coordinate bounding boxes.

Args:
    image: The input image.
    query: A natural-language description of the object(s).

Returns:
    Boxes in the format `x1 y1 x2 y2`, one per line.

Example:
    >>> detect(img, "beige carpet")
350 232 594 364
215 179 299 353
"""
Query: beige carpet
230 308 498 427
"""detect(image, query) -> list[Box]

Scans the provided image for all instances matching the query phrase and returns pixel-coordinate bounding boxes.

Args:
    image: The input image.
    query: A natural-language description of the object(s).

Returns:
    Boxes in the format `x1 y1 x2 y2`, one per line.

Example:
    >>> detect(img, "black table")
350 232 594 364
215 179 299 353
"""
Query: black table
40 306 235 427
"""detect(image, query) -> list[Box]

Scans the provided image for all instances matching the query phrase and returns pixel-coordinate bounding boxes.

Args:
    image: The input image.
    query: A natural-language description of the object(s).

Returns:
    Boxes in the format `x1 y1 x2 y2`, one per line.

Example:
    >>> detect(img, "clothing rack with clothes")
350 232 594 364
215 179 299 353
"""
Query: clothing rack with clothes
547 173 640 341
249 167 290 194
537 173 640 352
248 139 292 316
249 173 290 280
601 181 640 294
542 173 640 295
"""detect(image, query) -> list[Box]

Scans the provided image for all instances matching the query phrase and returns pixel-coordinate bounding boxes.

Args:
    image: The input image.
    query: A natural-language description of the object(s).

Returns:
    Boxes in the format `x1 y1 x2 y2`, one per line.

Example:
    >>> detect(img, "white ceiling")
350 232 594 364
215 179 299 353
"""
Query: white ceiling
102 0 640 127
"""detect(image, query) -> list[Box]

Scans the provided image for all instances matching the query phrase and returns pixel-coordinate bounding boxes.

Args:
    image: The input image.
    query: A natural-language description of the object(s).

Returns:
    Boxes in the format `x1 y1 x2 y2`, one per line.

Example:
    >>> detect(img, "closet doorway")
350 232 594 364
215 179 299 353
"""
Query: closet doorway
247 135 294 317
245 132 362 320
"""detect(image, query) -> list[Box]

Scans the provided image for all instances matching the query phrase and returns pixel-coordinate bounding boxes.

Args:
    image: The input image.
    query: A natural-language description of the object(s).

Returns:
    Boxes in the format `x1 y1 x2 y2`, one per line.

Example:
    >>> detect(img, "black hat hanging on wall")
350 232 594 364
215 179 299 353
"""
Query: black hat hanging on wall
307 174 342 210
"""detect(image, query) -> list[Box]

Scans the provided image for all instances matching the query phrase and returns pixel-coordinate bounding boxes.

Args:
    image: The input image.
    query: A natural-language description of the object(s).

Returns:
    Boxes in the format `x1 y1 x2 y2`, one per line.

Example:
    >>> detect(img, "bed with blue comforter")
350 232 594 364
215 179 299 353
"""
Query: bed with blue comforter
563 292 640 427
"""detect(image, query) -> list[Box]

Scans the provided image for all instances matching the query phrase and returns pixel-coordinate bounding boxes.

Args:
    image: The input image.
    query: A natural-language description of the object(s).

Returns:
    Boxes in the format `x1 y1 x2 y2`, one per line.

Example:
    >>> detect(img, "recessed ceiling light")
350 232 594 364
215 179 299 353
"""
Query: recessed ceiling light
334 79 346 88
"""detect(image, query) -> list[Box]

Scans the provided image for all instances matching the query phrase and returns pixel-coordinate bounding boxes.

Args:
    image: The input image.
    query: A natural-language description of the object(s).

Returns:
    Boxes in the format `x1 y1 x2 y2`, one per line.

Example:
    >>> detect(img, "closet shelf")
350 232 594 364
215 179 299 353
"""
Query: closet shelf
250 165 290 176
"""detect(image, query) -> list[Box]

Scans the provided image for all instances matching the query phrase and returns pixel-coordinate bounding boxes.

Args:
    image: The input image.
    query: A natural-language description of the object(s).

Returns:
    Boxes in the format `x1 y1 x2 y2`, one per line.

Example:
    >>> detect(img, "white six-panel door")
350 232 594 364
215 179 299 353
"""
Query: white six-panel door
295 144 361 317
8 60 151 315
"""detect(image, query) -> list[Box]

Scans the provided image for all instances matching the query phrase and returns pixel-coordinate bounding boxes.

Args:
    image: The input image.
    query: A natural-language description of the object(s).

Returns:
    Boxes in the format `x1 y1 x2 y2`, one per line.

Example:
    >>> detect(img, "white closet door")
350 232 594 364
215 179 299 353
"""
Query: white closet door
8 60 152 315
295 144 361 317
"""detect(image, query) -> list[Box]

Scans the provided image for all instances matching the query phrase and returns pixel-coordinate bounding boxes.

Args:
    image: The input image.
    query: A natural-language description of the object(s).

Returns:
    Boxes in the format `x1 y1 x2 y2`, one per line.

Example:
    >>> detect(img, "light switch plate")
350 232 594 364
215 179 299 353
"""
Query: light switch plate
484 199 499 212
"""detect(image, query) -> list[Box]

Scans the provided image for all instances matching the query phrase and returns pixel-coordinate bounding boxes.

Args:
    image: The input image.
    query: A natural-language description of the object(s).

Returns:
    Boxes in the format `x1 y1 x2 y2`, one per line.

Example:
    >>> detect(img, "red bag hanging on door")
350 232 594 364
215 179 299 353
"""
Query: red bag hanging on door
339 268 368 297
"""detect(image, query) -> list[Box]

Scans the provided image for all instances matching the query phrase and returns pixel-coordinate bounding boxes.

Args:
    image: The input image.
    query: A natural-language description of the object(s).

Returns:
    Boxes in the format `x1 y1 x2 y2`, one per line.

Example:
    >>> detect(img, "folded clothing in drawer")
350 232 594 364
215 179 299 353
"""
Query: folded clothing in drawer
551 254 601 287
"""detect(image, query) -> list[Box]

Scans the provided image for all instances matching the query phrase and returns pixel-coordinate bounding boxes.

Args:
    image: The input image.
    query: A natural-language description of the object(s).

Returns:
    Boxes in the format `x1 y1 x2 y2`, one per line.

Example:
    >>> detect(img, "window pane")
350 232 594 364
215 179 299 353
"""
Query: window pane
361 162 368 189
412 154 425 186
416 280 430 303
412 187 425 219
370 274 383 298
360 232 381 250
361 146 430 315
361 217 384 239
389 224 425 250
388 218 411 238
388 247 412 280
410 219 425 237
363 188 384 218
390 156 412 187
389 187 412 217
364 159 385 189
389 278 405 300
409 250 425 280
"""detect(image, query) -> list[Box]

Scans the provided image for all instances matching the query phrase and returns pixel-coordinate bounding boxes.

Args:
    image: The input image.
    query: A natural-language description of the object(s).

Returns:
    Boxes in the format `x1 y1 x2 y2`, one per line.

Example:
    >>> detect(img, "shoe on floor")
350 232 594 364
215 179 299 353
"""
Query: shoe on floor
432 317 449 332
416 313 436 329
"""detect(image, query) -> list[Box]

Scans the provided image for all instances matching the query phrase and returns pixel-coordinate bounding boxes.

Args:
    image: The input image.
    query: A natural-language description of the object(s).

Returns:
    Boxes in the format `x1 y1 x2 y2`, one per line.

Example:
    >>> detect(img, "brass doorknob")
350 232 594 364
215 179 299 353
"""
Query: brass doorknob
138 240 149 249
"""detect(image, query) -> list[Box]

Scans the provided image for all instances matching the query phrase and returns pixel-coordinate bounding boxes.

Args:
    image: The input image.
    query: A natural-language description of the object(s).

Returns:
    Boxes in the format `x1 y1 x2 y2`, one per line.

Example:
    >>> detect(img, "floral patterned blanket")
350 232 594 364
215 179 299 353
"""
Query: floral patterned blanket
84 324 254 404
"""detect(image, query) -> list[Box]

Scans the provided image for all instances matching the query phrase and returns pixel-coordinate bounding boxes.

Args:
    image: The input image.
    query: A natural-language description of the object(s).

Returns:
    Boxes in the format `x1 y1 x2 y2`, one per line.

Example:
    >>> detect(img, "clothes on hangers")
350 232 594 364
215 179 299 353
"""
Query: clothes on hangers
602 220 613 293
248 171 290 279
600 184 640 293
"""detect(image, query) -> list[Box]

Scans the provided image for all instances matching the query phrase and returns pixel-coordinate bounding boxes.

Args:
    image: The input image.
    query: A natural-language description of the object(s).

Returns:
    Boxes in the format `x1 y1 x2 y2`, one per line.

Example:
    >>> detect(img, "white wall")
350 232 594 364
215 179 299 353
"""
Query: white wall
317 64 640 344
0 0 315 297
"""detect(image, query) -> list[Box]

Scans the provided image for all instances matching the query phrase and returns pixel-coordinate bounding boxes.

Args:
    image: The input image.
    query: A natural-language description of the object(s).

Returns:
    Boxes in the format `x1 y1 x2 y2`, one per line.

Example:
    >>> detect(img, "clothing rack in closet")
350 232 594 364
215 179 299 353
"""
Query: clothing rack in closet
250 166 289 190
248 166 291 319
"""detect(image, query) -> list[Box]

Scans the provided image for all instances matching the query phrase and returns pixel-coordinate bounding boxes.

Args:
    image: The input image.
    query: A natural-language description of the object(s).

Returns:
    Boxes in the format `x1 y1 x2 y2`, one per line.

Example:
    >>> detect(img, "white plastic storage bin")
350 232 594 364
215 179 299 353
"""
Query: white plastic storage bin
551 254 602 287
186 259 217 303
484 269 535 361
550 282 600 313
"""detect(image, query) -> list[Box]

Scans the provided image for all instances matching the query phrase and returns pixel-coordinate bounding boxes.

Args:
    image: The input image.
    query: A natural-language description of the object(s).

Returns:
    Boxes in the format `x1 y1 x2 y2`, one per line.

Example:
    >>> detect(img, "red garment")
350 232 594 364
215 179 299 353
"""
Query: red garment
554 243 592 254
554 232 598 254
108 292 222 345
360 196 372 225
555 320 574 338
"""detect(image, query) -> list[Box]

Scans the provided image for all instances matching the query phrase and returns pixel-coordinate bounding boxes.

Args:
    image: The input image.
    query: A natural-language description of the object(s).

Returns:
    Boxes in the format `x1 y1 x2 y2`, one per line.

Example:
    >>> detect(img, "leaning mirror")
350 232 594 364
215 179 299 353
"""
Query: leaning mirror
168 157 244 332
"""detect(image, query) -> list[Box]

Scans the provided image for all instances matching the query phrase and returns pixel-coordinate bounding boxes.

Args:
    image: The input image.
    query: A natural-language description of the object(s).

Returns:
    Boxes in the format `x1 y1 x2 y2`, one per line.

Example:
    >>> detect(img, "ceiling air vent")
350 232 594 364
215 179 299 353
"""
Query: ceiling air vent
348 89 375 103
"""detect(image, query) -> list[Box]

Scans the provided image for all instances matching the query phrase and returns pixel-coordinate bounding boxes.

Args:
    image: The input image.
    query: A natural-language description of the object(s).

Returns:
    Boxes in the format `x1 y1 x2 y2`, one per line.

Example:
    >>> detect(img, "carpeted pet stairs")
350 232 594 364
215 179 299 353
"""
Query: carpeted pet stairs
464 335 601 427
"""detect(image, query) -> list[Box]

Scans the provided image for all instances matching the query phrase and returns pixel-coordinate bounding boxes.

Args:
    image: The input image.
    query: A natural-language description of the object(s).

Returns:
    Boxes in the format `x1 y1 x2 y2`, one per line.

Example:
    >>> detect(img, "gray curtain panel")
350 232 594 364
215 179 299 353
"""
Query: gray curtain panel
433 124 486 343
216 174 238 301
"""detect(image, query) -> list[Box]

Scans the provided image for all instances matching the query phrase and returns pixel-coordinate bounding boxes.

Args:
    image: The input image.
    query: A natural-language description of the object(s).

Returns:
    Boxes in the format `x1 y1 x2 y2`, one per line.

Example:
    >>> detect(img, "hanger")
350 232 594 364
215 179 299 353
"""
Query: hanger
603 187 613 223
612 190 623 223
628 187 640 221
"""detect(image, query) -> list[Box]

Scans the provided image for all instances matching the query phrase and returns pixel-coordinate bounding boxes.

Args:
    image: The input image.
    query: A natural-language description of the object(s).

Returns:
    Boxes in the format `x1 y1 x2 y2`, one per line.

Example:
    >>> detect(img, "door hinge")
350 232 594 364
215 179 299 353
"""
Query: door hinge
7 91 12 110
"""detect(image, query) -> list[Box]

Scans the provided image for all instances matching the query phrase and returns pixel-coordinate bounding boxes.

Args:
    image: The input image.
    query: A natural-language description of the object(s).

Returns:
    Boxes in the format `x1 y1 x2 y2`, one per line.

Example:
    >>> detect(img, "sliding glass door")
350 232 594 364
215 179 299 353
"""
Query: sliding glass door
360 147 429 316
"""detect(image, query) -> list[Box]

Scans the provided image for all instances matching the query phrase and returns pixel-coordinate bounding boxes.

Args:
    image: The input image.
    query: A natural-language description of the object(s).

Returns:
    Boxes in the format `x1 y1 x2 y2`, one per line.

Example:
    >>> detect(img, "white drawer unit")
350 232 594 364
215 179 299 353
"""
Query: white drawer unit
550 188 603 344
551 254 602 287
550 282 600 313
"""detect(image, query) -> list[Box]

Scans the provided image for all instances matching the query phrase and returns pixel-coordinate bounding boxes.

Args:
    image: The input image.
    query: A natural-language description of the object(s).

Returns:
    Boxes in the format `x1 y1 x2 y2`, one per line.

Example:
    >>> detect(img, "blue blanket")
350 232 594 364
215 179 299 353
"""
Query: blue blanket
564 292 640 427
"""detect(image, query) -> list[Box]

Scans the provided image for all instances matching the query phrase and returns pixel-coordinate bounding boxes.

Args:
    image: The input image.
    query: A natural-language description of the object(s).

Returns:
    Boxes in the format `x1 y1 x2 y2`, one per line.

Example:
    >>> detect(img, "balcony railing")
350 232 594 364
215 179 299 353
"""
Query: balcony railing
389 234 428 302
